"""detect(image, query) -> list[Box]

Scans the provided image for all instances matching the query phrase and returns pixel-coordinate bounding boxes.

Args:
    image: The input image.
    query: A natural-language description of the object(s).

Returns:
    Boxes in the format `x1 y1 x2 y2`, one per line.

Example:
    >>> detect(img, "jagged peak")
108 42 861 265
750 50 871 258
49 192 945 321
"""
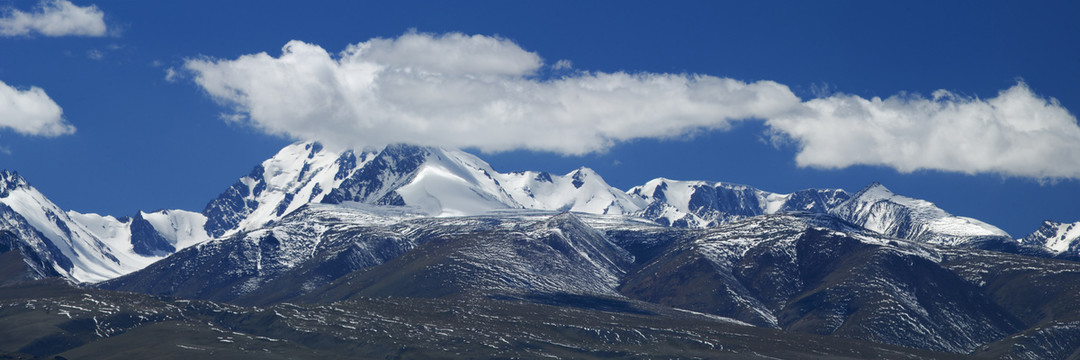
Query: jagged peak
569 167 602 189
629 178 670 197
0 169 29 188
569 166 597 176
0 170 31 198
850 181 895 200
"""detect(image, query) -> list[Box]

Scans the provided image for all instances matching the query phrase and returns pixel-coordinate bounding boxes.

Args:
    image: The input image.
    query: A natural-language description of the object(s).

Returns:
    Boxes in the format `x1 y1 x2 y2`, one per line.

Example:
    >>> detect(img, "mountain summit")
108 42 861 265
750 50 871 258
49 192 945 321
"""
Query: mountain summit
830 182 1013 247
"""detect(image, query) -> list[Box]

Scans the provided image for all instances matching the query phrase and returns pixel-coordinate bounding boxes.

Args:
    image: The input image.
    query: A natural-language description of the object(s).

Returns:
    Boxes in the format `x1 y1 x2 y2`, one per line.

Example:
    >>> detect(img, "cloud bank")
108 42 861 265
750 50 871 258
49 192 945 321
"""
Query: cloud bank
0 0 106 37
185 32 1080 180
769 83 1080 179
186 32 799 155
0 80 73 137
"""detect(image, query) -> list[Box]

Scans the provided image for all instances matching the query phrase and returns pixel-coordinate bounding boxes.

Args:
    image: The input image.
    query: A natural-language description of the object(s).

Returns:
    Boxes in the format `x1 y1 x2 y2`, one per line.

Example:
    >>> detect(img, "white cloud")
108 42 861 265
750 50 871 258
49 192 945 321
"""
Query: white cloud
184 32 1080 180
184 32 800 155
0 0 106 37
768 82 1080 179
164 67 179 82
0 80 74 137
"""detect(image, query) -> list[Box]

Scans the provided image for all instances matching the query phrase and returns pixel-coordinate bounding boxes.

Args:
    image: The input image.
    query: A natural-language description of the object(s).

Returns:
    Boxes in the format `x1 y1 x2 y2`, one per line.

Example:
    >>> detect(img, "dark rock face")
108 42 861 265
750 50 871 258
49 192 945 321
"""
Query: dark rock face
202 165 265 238
0 230 63 282
0 170 30 199
685 184 763 218
634 181 850 228
1022 220 1080 261
100 206 416 305
0 203 72 278
619 214 1037 353
779 189 850 213
129 213 174 257
321 144 432 205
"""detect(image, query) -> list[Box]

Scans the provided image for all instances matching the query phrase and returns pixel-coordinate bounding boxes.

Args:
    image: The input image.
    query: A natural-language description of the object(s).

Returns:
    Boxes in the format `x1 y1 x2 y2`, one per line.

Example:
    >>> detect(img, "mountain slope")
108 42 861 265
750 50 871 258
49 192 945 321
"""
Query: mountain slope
1021 220 1080 260
618 213 1026 353
830 182 1014 247
0 171 151 282
627 178 849 227
1 140 1062 288
202 142 376 238
0 280 964 359
307 212 634 302
499 168 646 214
98 203 421 303
0 171 210 283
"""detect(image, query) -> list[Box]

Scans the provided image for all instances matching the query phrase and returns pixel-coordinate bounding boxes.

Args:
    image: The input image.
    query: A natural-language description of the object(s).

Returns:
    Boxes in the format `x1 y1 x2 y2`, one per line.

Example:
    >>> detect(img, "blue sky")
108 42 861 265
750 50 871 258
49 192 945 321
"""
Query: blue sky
1 0 1078 237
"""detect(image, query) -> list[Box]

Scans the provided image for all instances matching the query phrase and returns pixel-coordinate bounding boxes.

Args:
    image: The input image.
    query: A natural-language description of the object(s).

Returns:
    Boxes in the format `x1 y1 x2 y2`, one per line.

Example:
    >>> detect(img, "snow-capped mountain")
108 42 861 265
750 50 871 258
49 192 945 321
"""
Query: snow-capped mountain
0 170 208 282
322 144 520 215
2 140 1059 286
619 213 1035 353
627 178 849 227
321 144 647 216
829 182 1013 247
499 167 647 214
9 140 1080 358
1021 220 1080 259
100 208 1079 357
202 142 377 238
206 142 646 237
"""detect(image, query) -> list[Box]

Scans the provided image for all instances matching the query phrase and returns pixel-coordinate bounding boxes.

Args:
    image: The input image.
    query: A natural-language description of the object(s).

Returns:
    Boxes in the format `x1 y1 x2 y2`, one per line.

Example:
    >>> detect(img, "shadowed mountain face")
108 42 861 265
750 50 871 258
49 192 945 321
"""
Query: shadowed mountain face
91 208 1080 358
617 214 1027 353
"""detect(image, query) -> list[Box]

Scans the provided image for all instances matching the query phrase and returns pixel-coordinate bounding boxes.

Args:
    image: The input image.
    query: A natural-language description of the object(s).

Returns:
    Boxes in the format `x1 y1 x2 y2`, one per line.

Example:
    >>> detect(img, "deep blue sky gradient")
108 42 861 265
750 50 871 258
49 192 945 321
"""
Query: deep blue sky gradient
1 0 1078 237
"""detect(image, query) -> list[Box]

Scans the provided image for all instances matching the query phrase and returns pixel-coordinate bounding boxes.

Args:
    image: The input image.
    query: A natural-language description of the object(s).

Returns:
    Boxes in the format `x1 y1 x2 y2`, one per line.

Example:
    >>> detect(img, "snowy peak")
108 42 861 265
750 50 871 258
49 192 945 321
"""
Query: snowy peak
0 170 210 282
847 181 898 202
830 182 1011 246
321 143 434 206
1021 219 1080 256
392 146 520 215
203 141 374 237
323 144 518 215
500 167 644 215
0 170 30 198
129 211 174 256
321 143 641 217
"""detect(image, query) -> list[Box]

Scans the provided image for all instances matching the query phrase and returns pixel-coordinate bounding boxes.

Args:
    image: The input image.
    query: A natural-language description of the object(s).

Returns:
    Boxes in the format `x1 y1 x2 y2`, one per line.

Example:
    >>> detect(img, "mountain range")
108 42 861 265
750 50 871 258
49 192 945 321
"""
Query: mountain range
2 141 1080 358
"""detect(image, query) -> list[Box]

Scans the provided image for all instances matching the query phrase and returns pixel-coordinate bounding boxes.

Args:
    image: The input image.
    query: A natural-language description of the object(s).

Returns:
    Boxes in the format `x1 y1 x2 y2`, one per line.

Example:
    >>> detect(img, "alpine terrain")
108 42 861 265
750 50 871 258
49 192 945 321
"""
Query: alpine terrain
2 141 1079 359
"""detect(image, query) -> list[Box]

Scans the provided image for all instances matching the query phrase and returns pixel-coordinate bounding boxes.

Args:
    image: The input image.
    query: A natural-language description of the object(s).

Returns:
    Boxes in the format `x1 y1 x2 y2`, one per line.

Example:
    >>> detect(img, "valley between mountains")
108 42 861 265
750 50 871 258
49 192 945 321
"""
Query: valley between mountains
2 141 1079 359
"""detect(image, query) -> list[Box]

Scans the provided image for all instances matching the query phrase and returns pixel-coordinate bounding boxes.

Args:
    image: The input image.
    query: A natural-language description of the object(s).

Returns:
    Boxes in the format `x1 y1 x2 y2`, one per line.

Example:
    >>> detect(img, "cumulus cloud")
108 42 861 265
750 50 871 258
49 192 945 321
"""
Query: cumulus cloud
185 32 800 155
0 80 74 137
184 31 1080 180
0 0 106 37
769 83 1080 179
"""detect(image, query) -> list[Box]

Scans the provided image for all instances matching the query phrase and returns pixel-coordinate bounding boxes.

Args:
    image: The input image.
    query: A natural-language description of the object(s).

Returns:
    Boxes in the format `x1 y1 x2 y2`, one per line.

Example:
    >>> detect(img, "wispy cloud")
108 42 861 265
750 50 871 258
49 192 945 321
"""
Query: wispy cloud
164 67 179 82
0 80 74 137
184 32 1080 180
0 0 107 37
